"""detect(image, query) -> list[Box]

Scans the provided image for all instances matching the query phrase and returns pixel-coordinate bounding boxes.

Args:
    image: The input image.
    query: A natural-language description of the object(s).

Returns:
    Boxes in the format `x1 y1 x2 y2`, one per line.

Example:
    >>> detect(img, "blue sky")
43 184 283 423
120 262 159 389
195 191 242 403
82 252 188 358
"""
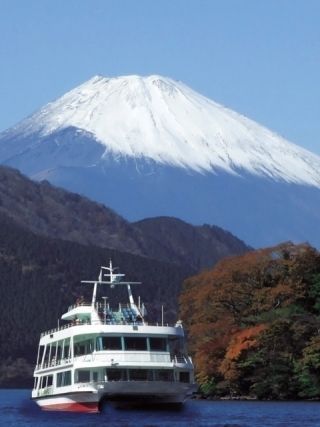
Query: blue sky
0 0 319 154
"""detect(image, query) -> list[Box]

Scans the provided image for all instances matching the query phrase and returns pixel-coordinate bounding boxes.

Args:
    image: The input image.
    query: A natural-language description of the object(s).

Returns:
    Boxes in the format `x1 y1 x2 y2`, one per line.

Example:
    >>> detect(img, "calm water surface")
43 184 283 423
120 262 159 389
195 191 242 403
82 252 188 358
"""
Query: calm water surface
1 390 320 427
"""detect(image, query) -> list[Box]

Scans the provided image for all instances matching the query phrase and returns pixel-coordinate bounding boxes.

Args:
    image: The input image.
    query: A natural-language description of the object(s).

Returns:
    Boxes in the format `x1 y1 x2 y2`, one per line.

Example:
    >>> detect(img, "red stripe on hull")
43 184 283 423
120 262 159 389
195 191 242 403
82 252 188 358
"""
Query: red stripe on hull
41 401 99 413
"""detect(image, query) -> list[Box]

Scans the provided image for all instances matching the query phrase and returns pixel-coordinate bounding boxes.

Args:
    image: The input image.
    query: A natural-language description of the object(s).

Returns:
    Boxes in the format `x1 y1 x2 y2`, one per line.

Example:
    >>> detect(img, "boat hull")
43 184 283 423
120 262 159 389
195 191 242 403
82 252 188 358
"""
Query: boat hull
101 380 193 402
33 392 99 413
33 381 195 412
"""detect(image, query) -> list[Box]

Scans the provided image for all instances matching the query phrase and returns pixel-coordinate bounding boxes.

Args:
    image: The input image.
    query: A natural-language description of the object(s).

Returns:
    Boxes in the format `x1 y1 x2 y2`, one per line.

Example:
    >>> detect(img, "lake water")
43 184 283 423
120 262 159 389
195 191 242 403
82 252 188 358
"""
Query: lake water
1 389 320 427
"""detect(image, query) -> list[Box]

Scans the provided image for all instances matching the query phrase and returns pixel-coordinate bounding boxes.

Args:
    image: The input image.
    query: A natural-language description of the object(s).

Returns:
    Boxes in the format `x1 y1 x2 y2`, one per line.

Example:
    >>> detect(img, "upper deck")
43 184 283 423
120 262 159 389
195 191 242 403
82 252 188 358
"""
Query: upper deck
40 315 184 343
39 260 185 343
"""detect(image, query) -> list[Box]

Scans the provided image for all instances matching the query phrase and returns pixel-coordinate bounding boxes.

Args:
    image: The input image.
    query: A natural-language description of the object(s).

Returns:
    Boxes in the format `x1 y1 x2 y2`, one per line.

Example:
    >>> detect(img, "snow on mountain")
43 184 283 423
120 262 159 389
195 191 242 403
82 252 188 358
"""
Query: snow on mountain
1 75 320 249
4 74 320 188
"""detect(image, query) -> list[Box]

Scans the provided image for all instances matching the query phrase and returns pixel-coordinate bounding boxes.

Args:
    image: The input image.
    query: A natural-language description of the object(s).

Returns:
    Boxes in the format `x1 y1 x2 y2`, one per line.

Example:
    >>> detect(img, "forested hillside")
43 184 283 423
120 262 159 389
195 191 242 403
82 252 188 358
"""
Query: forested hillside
0 166 250 388
134 217 249 271
0 212 192 387
0 165 249 270
0 165 144 255
180 243 320 399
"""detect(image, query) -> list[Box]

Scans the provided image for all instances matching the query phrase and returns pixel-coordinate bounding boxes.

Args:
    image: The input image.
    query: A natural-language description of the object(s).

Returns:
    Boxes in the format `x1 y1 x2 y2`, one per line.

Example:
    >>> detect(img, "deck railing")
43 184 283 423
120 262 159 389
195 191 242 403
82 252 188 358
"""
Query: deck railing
40 320 173 338
35 357 72 371
67 301 91 311
75 351 172 364
35 352 191 372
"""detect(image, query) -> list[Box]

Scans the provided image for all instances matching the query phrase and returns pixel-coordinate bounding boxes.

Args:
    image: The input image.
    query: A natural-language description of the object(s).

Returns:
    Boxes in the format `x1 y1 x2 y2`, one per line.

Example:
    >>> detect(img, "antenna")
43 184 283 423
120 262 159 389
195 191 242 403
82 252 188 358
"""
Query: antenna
80 259 142 310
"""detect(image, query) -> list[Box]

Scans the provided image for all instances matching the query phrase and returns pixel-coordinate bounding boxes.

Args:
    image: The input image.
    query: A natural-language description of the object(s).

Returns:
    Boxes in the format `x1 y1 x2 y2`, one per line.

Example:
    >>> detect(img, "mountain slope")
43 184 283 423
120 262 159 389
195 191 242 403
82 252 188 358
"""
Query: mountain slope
0 165 145 256
1 75 320 247
0 165 248 269
2 75 320 186
26 158 320 248
134 217 249 271
0 210 193 386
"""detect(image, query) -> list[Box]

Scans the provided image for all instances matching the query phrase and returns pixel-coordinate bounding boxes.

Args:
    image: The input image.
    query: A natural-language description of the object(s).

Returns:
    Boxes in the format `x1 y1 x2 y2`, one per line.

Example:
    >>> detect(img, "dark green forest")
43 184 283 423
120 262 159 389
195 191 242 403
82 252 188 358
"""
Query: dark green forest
0 165 249 271
0 212 192 387
0 166 248 388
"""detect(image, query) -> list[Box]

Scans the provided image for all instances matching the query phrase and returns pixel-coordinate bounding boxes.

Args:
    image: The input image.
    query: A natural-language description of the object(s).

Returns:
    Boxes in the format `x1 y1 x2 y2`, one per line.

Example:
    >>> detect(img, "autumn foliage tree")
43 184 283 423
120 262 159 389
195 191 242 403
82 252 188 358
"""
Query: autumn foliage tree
180 242 320 399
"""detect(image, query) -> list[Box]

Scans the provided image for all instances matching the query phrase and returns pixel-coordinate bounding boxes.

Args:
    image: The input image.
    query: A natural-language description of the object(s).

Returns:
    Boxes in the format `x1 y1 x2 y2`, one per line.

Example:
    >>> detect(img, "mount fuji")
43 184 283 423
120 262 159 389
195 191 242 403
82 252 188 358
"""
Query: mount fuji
0 74 320 247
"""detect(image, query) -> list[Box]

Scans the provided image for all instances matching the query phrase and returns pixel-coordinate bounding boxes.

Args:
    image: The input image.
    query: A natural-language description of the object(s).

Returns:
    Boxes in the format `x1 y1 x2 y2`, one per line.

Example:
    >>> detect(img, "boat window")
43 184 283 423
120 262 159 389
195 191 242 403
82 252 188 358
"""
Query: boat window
179 372 190 383
57 370 72 387
98 336 122 351
39 375 53 389
37 346 45 366
56 341 63 360
43 345 51 366
154 369 174 381
49 345 57 365
168 336 186 357
46 375 53 387
63 338 71 359
128 369 151 381
149 337 167 351
74 339 93 356
106 369 127 381
76 370 90 383
124 337 147 351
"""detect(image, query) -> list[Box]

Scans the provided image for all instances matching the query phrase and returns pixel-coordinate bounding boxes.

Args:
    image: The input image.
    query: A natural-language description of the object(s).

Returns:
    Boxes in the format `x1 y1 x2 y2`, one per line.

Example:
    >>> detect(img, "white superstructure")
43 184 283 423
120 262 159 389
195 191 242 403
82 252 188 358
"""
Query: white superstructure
31 261 196 412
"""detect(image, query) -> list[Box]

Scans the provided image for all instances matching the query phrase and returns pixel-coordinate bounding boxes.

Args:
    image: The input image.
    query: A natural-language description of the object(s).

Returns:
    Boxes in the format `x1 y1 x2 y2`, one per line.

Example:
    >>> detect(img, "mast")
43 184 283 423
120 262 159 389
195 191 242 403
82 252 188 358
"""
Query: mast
81 259 141 311
127 284 135 306
91 269 102 307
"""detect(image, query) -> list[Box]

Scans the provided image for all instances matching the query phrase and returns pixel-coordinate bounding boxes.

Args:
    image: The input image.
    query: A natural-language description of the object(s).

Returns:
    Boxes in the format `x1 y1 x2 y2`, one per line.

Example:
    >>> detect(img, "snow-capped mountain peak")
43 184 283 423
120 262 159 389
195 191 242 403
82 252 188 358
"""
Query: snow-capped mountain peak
1 74 320 248
3 74 320 187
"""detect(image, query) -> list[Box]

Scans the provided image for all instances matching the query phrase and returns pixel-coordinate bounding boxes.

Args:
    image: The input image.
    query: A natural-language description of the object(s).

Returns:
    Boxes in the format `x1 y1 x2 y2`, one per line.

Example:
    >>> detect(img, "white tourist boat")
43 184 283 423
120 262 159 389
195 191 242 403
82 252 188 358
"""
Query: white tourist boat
31 261 196 412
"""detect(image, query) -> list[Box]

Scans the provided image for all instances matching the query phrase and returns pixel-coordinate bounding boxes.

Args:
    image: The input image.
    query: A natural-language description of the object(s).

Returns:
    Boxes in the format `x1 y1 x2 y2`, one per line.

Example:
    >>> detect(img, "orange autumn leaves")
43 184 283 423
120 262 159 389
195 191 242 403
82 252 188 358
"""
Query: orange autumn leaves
220 324 267 383
179 242 320 397
225 324 267 361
